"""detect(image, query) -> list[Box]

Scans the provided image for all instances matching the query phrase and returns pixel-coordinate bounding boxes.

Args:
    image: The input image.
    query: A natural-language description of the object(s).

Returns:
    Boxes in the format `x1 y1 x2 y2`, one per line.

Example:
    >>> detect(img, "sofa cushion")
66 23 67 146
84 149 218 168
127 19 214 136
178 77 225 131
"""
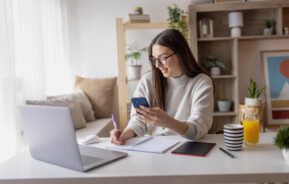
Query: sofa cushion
75 76 117 119
75 118 114 138
47 92 95 122
26 100 86 130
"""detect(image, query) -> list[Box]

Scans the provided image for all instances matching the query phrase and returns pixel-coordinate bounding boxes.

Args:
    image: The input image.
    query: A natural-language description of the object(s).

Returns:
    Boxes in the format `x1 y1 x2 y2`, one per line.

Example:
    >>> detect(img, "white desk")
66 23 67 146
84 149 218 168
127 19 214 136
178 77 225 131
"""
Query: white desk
0 133 288 184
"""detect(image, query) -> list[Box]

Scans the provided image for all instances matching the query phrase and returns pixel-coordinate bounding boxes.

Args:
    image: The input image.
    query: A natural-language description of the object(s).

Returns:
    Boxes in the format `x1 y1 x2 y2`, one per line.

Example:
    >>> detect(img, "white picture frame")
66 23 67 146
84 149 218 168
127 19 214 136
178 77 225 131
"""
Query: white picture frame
261 50 289 126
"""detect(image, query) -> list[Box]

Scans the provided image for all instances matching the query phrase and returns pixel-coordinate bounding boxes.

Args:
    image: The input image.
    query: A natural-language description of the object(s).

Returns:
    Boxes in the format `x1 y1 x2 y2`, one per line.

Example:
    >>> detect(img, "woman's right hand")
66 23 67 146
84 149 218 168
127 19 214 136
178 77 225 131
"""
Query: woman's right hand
110 128 136 145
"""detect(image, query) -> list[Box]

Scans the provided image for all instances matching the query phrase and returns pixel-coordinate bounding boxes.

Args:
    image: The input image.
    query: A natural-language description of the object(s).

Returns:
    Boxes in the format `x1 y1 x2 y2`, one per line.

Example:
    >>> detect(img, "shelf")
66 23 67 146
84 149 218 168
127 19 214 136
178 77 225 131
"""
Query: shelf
198 37 234 42
190 0 289 13
124 22 169 30
238 35 289 41
198 35 289 42
211 75 236 79
213 111 237 116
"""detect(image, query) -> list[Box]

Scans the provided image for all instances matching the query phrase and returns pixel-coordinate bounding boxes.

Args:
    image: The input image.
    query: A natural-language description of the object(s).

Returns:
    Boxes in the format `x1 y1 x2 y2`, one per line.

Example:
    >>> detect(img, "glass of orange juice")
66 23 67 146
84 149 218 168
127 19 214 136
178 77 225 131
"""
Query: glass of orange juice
242 113 260 149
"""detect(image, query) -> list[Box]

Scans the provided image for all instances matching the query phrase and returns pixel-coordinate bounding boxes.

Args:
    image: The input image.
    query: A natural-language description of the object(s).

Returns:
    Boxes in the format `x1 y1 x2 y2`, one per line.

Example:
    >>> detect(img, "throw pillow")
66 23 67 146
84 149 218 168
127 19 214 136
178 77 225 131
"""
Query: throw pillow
26 99 86 130
47 92 95 122
75 76 117 119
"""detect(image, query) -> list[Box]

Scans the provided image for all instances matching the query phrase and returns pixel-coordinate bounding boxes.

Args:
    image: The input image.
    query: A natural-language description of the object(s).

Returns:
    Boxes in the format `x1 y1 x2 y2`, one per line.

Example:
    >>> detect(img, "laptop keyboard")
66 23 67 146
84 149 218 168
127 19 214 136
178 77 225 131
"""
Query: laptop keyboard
80 154 101 166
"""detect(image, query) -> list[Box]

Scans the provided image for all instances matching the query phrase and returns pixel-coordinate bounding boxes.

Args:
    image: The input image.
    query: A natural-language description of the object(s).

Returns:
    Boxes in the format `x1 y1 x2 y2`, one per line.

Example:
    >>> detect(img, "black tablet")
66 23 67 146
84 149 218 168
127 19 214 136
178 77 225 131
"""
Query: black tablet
171 141 216 157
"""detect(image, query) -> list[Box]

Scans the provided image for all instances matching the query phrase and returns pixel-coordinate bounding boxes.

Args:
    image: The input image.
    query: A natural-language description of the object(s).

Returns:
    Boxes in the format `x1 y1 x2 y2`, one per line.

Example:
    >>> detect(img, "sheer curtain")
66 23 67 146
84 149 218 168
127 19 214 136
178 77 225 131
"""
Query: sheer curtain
0 0 20 164
0 0 72 163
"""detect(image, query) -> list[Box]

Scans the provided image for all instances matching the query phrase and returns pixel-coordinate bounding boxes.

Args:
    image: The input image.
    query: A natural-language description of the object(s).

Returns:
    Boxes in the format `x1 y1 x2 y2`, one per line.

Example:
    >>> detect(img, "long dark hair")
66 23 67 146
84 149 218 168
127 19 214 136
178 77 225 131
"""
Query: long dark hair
148 29 212 110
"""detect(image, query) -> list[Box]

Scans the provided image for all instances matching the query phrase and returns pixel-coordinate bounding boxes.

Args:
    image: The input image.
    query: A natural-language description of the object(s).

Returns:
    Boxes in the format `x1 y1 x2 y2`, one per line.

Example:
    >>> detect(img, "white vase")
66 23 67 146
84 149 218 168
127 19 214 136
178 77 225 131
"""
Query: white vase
127 65 142 80
217 100 231 112
244 98 261 106
282 149 289 164
263 28 273 36
210 67 221 76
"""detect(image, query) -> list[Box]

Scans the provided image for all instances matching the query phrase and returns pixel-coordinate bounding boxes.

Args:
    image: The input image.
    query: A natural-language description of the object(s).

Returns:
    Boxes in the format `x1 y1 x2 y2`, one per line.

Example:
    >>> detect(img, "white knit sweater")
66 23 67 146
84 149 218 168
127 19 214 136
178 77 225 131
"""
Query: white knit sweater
127 72 214 140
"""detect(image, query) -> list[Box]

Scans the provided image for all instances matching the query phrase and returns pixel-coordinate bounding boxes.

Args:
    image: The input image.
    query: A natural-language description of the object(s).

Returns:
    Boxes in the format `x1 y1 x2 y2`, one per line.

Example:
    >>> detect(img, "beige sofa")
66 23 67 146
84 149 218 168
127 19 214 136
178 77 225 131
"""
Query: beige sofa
75 84 119 138
26 77 119 139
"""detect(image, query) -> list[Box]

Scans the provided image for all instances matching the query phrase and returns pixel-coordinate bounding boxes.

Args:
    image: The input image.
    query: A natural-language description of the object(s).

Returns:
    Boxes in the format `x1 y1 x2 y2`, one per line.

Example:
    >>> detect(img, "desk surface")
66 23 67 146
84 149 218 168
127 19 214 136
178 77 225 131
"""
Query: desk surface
0 132 288 184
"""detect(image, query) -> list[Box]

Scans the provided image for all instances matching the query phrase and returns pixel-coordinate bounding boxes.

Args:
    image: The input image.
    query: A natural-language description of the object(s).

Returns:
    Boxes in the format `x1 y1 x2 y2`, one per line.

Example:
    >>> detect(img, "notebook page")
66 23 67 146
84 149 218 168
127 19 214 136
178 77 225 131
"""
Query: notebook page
106 136 152 150
132 136 179 153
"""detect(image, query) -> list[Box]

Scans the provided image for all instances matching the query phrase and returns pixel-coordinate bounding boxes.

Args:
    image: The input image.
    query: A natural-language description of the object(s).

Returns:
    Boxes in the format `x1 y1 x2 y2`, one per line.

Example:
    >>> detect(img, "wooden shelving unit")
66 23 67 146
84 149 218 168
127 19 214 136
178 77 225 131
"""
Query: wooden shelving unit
189 0 289 132
116 18 168 128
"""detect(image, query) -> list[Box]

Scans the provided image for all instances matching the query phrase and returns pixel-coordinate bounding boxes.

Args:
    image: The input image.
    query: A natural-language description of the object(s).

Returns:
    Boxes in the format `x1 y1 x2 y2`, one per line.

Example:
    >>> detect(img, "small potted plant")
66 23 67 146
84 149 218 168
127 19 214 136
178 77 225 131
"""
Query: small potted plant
125 42 148 80
217 100 231 112
263 19 275 36
203 55 225 76
167 4 188 39
274 126 289 163
245 78 266 106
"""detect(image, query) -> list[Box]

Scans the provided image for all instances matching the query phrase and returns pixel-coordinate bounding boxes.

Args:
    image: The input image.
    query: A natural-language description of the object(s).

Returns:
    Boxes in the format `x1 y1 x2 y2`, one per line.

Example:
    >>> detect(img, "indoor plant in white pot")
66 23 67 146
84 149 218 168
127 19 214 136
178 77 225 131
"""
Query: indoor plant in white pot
203 55 225 76
245 78 266 106
126 42 148 80
263 19 275 36
275 126 289 164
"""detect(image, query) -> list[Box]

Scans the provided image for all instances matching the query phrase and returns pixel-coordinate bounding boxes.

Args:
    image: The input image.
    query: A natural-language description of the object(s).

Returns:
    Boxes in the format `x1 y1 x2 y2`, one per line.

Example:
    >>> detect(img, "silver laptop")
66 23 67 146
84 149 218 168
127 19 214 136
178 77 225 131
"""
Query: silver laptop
19 105 127 172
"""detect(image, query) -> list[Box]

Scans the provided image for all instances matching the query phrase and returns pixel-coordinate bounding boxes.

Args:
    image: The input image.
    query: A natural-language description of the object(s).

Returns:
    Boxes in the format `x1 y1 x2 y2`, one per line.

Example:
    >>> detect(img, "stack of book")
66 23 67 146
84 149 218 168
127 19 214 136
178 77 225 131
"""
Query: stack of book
129 14 150 23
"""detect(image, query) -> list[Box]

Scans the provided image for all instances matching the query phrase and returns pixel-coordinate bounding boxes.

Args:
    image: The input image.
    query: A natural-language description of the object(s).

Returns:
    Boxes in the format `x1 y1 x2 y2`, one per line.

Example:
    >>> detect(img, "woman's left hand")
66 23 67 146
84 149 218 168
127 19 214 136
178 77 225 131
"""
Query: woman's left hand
136 105 173 128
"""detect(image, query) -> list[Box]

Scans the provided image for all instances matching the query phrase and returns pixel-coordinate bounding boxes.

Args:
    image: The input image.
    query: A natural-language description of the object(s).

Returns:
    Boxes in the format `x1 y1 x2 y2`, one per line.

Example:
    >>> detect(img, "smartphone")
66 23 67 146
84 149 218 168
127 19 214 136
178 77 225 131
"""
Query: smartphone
131 97 150 108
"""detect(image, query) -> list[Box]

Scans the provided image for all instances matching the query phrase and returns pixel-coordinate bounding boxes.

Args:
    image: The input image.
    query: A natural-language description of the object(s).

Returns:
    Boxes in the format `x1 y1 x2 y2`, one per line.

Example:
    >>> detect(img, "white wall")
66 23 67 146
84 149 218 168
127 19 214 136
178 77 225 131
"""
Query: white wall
66 0 191 78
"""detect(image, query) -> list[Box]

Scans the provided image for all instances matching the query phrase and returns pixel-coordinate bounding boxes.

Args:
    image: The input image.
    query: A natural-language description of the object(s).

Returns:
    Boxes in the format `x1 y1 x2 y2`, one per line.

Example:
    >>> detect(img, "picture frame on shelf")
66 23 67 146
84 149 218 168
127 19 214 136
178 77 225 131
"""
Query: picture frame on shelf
261 50 289 126
198 18 214 38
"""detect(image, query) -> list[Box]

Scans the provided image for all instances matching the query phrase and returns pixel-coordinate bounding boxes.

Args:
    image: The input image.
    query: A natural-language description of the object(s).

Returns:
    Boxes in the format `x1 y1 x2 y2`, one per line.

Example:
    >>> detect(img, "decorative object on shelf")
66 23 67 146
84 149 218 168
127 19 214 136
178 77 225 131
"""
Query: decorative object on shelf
217 100 231 112
198 18 214 38
274 126 289 163
228 11 243 37
203 55 225 76
261 50 289 126
263 19 275 36
125 42 148 80
134 7 143 15
167 4 188 39
129 7 150 23
245 78 265 106
284 27 289 35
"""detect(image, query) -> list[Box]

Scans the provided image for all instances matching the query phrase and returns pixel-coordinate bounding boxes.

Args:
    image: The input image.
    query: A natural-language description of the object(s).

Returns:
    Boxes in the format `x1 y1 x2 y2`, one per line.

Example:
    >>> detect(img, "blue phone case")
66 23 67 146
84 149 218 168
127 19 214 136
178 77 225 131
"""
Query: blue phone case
131 97 150 108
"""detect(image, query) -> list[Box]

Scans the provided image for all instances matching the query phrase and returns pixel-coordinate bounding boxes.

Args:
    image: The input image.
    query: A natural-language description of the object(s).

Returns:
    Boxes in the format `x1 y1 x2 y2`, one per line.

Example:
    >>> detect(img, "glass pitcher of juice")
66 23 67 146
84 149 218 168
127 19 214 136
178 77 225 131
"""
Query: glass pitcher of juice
242 112 260 148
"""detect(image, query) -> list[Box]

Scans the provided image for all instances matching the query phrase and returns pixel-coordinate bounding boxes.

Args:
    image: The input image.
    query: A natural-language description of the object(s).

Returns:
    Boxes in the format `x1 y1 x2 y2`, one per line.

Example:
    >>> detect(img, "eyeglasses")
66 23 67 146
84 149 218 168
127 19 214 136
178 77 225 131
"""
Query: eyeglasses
149 53 175 66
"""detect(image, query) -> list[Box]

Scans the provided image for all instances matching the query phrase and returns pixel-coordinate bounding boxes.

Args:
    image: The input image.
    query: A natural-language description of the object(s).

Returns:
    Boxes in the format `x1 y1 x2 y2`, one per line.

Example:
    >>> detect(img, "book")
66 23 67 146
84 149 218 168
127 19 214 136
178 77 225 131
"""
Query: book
129 13 150 23
129 14 150 20
171 141 216 157
129 19 150 23
106 136 179 154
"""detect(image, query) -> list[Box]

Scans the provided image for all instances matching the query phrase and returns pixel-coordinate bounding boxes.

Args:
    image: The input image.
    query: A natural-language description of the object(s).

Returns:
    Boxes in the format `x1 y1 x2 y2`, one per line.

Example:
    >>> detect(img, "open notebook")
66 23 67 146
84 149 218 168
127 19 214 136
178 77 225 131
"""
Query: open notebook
106 136 179 154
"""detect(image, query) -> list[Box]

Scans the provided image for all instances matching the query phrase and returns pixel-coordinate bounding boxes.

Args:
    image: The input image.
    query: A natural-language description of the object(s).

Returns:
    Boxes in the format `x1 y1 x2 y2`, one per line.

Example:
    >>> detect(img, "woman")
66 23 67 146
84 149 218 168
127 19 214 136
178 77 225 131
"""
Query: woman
111 29 214 145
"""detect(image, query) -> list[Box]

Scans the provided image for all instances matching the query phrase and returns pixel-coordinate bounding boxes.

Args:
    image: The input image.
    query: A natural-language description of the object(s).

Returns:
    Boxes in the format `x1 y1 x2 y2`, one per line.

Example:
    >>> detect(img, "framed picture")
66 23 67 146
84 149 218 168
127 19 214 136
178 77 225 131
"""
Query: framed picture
261 50 289 126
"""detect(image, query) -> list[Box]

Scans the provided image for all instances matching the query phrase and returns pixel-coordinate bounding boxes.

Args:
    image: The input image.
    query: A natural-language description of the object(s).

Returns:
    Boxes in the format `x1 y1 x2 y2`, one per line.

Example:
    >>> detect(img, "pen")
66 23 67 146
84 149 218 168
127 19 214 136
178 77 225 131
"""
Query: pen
219 147 236 158
111 114 120 130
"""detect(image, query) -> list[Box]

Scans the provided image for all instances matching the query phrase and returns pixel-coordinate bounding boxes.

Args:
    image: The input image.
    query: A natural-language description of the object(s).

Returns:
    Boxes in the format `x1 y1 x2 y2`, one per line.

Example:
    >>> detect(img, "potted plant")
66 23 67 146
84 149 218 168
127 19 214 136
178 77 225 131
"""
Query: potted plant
203 55 225 76
245 78 266 106
274 126 289 163
263 19 275 36
167 4 188 39
217 100 231 112
125 42 148 80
